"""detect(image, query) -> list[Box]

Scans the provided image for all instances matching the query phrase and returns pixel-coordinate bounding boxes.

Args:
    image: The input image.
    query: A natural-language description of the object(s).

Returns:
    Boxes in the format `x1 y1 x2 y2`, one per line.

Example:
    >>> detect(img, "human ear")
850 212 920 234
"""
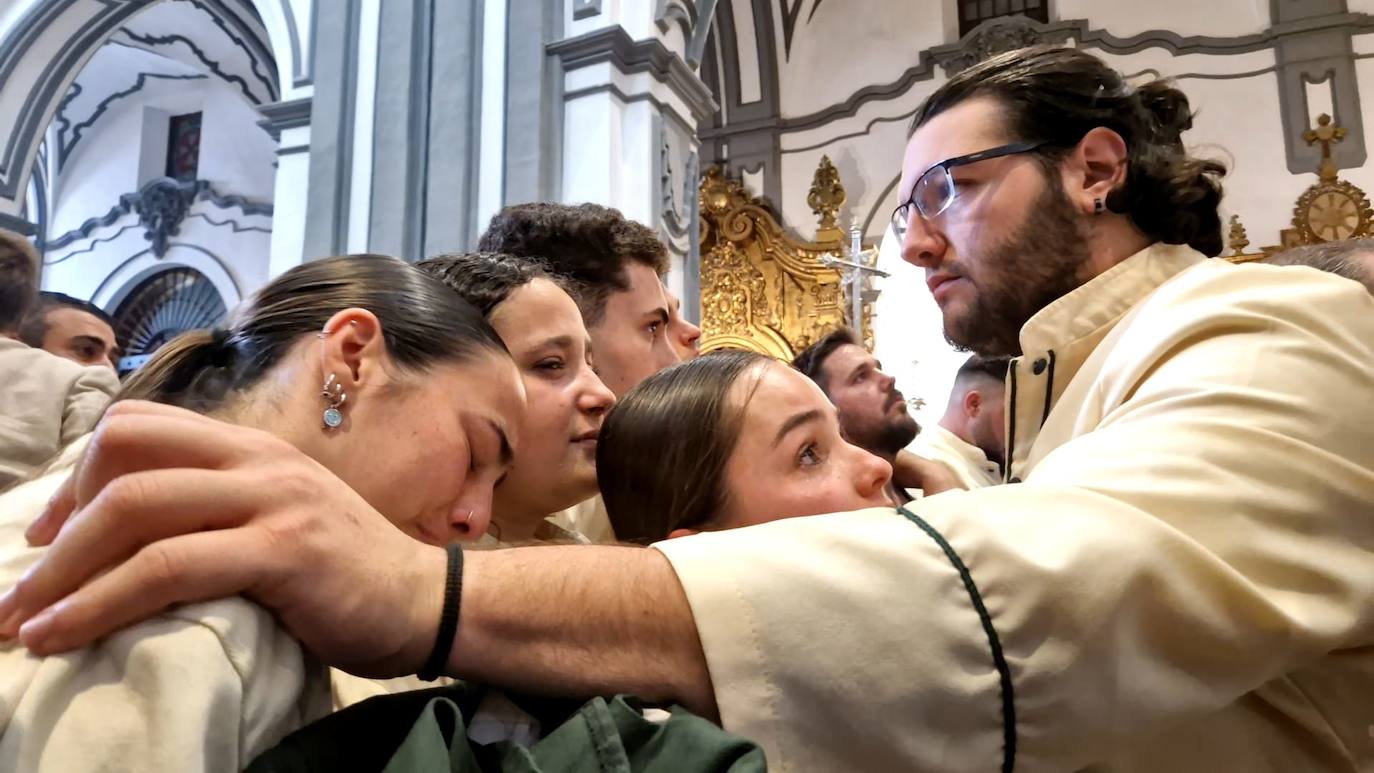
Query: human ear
1065 126 1129 215
318 308 388 393
963 390 982 419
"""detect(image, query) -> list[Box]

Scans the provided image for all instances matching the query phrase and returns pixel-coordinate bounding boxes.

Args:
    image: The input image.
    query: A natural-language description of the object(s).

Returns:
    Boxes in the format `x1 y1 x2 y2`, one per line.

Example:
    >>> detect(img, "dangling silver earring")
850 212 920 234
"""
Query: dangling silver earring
321 374 347 429
1093 198 1105 214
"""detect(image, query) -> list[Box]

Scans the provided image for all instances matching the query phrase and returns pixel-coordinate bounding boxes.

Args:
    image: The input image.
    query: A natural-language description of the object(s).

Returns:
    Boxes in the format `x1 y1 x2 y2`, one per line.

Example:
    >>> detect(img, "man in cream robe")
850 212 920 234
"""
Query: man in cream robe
906 355 1008 489
658 241 1374 771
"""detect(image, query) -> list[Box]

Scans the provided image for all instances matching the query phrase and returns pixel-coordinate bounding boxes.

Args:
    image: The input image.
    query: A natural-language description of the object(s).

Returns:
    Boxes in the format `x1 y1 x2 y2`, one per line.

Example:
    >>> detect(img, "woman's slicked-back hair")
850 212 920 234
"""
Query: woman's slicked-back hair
416 251 578 318
120 254 508 412
912 45 1227 256
597 349 772 543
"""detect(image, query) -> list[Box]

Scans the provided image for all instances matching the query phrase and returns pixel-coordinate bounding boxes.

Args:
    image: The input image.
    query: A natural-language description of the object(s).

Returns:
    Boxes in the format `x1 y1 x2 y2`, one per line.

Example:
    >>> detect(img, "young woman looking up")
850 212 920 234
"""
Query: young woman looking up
0 254 526 772
597 350 895 543
417 253 615 543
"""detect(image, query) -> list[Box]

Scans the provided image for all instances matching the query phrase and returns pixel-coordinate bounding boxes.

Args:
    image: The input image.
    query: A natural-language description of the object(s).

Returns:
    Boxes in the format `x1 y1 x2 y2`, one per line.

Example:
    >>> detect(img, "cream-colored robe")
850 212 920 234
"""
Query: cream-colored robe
547 494 615 543
0 338 117 491
907 424 1002 490
656 243 1374 772
0 440 333 772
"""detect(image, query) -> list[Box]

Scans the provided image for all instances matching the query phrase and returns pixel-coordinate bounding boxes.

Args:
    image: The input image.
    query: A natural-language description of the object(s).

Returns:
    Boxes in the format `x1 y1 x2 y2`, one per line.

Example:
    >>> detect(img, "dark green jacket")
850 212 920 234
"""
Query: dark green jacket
247 683 766 773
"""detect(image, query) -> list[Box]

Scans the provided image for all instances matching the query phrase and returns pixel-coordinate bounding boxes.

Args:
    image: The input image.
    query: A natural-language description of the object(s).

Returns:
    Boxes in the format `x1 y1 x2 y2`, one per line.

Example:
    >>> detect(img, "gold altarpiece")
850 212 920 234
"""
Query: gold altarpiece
1226 114 1373 263
697 157 873 360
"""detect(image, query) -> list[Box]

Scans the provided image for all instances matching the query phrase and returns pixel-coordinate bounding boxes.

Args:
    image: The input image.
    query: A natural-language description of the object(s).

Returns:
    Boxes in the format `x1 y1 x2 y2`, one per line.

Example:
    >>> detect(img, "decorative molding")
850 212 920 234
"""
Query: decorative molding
59 72 208 165
547 26 718 125
572 0 602 21
43 224 139 265
769 13 1374 136
658 127 695 239
0 212 37 236
187 211 273 233
113 28 266 105
274 0 312 88
44 178 273 254
0 0 281 211
0 0 147 202
257 96 312 140
656 0 697 40
185 0 280 100
778 0 824 60
930 16 1075 76
201 186 275 216
656 0 718 70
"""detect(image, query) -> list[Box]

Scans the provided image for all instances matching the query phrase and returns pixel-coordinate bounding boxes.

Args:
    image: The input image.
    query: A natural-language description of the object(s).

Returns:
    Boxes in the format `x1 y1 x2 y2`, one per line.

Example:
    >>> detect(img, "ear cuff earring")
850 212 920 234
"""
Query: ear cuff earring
322 374 347 429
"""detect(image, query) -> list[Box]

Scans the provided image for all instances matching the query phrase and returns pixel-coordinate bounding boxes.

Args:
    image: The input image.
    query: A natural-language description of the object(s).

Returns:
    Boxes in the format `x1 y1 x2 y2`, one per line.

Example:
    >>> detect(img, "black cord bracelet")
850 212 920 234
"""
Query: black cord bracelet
419 543 463 682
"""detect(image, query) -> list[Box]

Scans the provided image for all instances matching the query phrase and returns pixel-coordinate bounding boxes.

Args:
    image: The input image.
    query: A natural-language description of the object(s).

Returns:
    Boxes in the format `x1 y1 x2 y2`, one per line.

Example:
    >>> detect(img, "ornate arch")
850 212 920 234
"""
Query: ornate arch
0 0 297 220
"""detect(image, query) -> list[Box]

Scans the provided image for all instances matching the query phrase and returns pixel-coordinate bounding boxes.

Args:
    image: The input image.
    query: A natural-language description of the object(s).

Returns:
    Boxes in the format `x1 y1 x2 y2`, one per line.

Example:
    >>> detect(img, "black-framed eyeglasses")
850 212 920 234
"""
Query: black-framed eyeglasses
890 140 1049 236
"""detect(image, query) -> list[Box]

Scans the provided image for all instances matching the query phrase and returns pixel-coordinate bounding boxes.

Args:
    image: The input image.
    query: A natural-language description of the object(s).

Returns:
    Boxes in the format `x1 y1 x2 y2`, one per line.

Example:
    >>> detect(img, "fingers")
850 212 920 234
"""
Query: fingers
2 468 266 638
27 402 284 547
21 403 191 547
26 474 75 546
17 528 276 655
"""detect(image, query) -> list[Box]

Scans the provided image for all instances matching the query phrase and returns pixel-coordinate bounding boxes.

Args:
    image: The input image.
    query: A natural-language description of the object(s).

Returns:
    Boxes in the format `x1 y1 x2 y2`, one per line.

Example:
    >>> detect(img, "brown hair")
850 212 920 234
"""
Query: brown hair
791 327 861 394
476 202 669 324
597 349 771 543
0 229 39 332
912 46 1227 256
119 254 508 412
416 251 578 317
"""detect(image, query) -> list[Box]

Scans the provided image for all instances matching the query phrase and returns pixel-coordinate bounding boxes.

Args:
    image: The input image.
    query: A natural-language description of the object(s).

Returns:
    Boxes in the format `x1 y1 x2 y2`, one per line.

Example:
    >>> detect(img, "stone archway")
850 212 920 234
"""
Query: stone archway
0 0 306 226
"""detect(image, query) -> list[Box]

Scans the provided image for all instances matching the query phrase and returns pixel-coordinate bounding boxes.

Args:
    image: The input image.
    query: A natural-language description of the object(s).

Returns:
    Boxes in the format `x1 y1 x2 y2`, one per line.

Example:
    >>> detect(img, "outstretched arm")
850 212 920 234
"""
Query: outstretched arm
2 402 714 714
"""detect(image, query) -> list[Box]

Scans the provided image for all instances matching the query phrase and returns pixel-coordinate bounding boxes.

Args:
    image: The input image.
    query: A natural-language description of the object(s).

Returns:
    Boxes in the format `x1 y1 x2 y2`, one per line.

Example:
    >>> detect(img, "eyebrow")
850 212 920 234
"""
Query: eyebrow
532 335 574 350
771 409 824 448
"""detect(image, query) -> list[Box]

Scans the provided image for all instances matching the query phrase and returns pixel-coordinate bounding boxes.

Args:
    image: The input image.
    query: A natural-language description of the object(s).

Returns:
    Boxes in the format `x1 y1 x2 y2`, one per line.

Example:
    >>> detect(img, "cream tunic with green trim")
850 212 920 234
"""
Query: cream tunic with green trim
655 243 1374 772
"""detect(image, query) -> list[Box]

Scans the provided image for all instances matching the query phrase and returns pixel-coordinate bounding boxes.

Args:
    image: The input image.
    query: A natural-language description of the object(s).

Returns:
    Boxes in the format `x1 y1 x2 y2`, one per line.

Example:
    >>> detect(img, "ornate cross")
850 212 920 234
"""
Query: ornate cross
1303 113 1347 182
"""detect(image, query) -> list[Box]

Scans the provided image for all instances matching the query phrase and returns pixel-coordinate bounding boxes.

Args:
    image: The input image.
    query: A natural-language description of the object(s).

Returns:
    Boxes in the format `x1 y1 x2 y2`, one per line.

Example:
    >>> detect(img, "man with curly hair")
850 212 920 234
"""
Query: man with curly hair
479 203 679 396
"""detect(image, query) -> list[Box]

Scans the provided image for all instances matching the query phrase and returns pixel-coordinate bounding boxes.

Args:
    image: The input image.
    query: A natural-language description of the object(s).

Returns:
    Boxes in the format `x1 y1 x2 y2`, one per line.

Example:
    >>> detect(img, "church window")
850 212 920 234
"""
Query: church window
165 112 202 182
959 0 1049 38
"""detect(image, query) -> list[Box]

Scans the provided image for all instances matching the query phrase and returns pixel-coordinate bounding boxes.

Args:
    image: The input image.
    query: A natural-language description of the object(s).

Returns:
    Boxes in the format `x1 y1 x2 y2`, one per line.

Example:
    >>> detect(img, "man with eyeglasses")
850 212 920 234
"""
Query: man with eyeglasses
9 48 1374 771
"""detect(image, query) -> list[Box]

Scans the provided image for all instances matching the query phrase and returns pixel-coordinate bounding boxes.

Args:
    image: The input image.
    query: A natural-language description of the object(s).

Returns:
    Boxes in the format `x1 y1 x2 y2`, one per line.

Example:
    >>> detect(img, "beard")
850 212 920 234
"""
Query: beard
942 175 1092 357
870 416 919 457
848 397 920 457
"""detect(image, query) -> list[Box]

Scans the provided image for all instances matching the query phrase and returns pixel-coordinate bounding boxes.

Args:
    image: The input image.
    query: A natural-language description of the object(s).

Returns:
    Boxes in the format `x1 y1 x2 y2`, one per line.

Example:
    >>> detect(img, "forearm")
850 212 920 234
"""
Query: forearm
449 544 717 718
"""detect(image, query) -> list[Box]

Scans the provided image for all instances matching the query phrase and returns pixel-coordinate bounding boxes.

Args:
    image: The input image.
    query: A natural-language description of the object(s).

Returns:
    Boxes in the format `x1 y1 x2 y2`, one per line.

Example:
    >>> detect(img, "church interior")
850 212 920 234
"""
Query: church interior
3 0 1371 422
4 2 1374 770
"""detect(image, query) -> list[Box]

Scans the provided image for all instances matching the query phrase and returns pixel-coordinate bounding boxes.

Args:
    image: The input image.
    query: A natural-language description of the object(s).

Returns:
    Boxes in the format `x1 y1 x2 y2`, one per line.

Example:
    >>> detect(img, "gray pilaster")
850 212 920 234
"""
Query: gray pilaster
302 0 361 259
369 0 483 260
503 0 562 207
697 0 782 208
422 0 484 256
1269 0 1366 173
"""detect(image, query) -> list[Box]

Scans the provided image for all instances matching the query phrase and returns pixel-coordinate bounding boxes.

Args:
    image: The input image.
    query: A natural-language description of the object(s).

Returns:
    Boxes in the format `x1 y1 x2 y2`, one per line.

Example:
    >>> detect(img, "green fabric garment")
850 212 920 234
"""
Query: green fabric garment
247 684 766 773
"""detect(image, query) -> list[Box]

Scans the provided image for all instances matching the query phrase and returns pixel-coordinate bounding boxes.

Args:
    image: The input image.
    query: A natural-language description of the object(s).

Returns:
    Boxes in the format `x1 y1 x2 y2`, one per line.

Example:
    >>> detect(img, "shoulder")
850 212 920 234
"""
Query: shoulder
1143 258 1372 333
1108 258 1374 374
